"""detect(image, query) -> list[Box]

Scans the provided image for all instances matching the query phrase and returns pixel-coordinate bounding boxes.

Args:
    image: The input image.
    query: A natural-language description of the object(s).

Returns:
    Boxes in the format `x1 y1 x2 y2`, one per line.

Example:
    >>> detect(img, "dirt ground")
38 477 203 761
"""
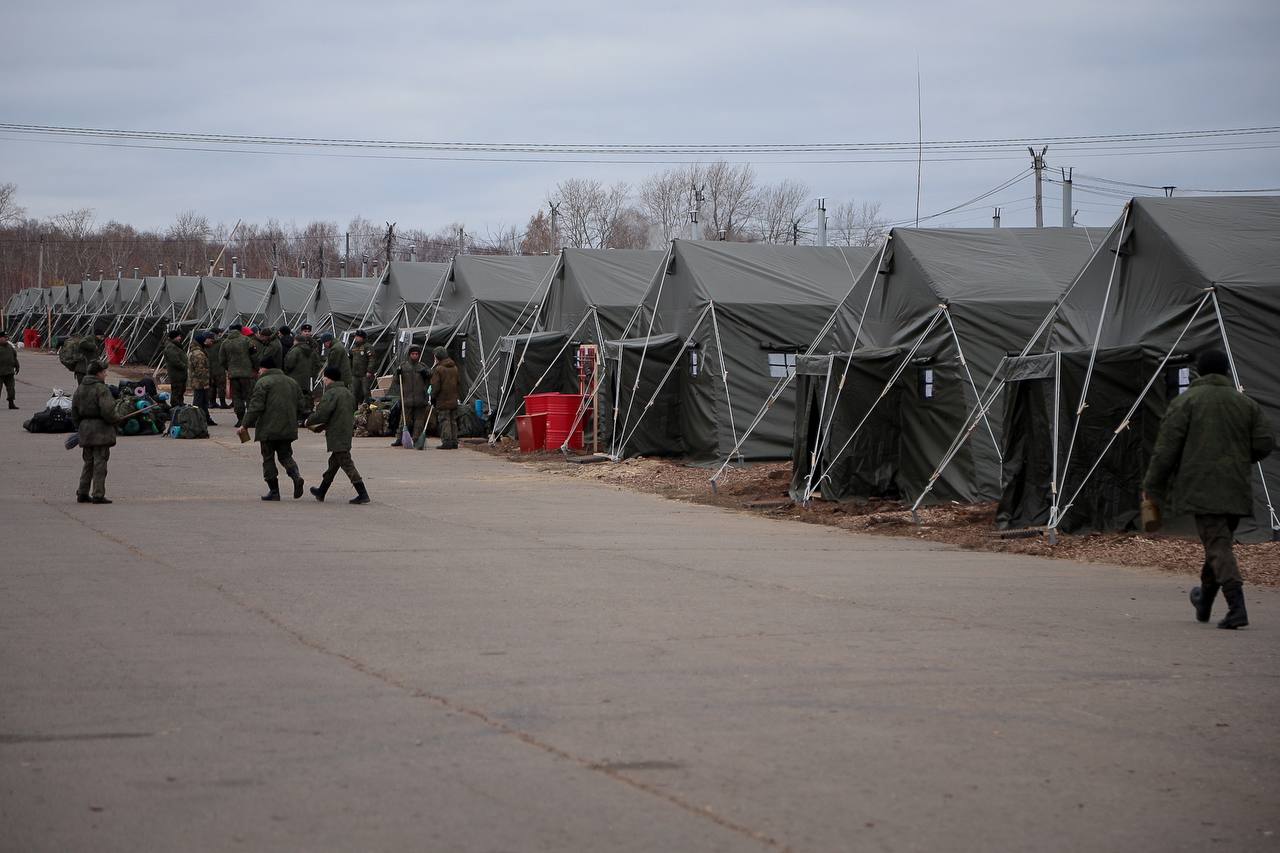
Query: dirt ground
472 438 1280 588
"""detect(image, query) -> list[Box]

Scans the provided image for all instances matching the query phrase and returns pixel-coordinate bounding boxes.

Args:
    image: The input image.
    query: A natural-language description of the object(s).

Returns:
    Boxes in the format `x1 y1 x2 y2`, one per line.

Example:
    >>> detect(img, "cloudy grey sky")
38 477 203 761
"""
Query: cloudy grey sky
3 0 1278 236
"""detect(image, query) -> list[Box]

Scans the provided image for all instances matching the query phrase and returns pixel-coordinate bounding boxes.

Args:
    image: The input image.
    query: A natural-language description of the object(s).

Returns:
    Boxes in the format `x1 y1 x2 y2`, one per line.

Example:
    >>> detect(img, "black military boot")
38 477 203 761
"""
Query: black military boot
389 437 402 447
261 478 281 501
1190 581 1219 623
7 400 16 409
310 472 335 502
1218 581 1249 629
288 469 305 500
349 482 370 505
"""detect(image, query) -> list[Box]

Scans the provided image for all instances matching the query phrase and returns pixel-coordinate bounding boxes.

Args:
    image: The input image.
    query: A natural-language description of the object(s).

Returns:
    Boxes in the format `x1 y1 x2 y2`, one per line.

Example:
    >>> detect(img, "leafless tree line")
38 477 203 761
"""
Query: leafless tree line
0 167 887 303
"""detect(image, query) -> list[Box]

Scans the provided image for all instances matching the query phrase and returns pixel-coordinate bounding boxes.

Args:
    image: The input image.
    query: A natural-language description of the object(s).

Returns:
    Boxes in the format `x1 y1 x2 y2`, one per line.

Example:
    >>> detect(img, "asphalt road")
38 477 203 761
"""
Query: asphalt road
2 351 1277 852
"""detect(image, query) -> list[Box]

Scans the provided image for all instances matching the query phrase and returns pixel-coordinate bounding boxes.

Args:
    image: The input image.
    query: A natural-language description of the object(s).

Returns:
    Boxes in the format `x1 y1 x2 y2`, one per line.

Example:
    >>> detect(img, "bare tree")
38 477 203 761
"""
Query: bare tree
550 179 632 249
754 180 812 244
699 161 758 241
638 168 690 244
51 208 97 279
0 183 24 227
830 200 887 247
475 224 521 256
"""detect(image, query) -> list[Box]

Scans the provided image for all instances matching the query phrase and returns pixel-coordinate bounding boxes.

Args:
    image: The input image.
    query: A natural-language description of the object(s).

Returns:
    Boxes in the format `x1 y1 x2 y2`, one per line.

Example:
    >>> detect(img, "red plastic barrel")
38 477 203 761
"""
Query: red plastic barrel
547 393 588 451
105 337 127 365
524 392 557 417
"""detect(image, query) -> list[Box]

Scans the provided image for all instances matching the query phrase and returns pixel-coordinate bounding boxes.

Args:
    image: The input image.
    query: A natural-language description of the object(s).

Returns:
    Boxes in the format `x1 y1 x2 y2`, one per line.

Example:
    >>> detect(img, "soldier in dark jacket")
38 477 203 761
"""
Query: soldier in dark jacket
219 326 257 426
285 330 323 420
208 328 228 408
307 365 370 504
0 330 18 409
430 346 461 449
393 345 431 448
71 362 120 504
163 329 189 406
256 327 283 373
323 333 353 388
1144 349 1275 630
239 355 305 501
349 330 373 407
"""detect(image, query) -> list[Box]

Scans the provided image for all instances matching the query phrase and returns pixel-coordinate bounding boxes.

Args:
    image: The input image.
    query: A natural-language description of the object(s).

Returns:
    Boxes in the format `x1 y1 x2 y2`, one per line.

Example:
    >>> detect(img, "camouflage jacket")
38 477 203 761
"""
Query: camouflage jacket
71 375 119 447
207 337 226 377
189 345 210 389
1143 374 1275 517
243 369 303 442
307 383 356 452
0 341 17 376
219 330 256 379
326 342 353 387
163 340 188 382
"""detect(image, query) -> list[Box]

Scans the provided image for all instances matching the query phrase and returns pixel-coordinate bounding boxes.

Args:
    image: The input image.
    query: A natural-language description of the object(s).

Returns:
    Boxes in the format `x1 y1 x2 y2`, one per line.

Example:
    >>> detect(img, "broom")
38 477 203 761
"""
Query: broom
399 372 412 448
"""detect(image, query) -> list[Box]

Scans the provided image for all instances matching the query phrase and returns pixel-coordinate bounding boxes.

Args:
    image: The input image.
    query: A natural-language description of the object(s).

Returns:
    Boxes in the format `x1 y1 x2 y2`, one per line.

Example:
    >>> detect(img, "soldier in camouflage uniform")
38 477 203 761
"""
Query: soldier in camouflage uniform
219 326 257 426
430 346 461 449
163 329 189 406
349 330 374 407
1144 349 1276 630
307 365 370 504
256 327 283 372
393 345 430 448
240 354 305 501
285 327 323 421
71 361 120 503
0 330 18 409
189 332 216 425
73 333 104 386
208 327 228 408
322 333 353 388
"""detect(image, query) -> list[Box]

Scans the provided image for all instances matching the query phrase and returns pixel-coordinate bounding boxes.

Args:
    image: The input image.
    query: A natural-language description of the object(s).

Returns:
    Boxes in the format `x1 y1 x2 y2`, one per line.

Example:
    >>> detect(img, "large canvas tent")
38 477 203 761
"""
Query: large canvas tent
608 240 877 461
790 227 1098 505
213 278 273 329
996 196 1280 541
306 276 378 334
488 248 663 437
263 276 321 329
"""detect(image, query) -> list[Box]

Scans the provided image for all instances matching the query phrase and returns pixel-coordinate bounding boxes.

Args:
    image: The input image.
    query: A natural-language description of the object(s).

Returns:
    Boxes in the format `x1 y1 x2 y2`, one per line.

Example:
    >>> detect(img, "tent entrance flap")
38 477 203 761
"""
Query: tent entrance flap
606 334 686 458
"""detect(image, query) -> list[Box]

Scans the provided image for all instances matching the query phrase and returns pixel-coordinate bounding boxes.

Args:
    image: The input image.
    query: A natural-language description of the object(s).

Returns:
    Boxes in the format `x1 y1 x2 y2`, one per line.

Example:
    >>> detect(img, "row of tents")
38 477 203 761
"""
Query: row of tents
5 196 1277 541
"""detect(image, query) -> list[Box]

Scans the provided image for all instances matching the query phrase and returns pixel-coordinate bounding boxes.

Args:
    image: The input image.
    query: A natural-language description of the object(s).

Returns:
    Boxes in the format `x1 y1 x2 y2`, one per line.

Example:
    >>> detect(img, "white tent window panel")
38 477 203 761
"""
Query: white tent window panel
920 367 936 400
767 352 797 379
460 340 467 360
1175 366 1192 395
690 350 702 377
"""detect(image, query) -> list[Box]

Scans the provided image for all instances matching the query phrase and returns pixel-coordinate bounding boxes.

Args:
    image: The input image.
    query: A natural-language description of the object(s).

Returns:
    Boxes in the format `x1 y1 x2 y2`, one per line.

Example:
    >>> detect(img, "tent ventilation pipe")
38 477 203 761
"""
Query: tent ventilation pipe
232 257 239 278
993 207 1001 228
208 259 214 275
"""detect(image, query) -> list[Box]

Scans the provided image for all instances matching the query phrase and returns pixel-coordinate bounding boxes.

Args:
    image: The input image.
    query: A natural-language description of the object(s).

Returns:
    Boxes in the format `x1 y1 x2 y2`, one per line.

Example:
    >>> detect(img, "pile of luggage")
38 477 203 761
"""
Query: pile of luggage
22 389 75 433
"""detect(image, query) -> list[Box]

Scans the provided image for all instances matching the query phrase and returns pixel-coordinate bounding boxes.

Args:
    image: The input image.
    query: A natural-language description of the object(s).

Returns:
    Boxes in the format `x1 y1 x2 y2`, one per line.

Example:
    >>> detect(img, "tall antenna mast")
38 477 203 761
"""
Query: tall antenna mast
915 59 923 228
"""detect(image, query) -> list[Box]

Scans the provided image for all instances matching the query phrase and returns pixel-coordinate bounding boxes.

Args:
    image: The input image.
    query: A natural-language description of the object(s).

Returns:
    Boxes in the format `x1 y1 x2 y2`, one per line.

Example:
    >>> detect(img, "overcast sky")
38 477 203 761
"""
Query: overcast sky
2 0 1278 238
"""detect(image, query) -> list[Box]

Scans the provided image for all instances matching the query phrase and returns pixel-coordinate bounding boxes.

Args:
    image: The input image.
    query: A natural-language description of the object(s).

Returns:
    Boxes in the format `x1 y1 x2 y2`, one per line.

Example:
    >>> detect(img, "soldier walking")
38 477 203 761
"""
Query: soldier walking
0 330 18 409
163 329 188 406
190 332 216 425
219 326 257 427
256 327 283 371
307 365 371 504
73 331 104 386
239 355 305 501
392 345 430 448
71 361 120 504
430 346 461 449
1144 349 1275 630
350 330 373 407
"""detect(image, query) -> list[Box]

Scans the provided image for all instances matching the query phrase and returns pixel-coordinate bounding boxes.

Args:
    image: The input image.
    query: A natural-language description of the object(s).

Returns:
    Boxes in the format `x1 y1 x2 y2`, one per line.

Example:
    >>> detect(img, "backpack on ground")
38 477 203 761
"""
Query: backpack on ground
24 406 75 434
169 405 209 439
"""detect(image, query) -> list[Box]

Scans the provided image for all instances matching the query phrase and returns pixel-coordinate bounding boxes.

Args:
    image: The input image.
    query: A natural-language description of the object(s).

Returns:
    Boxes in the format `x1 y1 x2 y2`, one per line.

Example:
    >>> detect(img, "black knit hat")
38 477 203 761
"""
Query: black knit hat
278 325 292 336
1196 349 1231 377
168 329 183 340
259 355 279 369
323 365 343 381
88 361 107 375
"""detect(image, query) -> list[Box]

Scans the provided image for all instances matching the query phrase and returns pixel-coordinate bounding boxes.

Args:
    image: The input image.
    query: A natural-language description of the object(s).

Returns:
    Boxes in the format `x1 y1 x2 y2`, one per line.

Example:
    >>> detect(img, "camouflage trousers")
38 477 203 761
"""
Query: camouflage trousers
230 377 254 421
1 374 14 402
352 377 370 407
403 405 428 441
1195 514 1243 587
438 407 459 446
323 451 363 485
259 440 300 482
169 380 186 408
78 446 110 499
211 374 227 406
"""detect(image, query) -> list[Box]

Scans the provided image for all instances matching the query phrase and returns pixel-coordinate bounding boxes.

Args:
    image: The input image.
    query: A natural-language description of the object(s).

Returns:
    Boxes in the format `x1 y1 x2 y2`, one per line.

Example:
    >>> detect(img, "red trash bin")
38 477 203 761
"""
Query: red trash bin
105 337 127 365
516 412 548 452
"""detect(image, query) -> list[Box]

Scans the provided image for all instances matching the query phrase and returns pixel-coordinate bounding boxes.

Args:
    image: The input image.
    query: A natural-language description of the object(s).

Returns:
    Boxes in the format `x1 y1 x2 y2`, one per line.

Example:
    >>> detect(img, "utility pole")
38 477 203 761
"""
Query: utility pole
271 242 278 275
791 220 801 245
548 202 560 252
36 234 44 290
344 232 350 276
384 222 396 270
689 183 706 240
992 207 1001 229
1029 146 1048 228
817 198 828 246
1061 168 1073 227
318 245 325 277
